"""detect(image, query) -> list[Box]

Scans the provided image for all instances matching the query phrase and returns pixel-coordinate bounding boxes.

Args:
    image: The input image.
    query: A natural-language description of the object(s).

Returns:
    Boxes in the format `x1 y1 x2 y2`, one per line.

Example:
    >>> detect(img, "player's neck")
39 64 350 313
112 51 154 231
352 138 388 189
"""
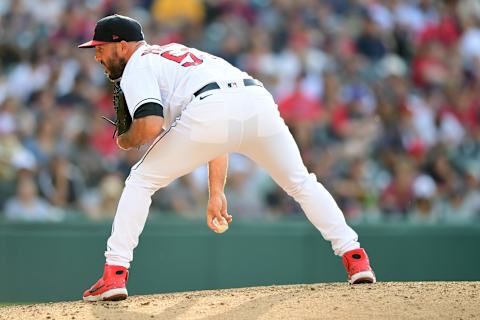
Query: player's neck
125 41 146 61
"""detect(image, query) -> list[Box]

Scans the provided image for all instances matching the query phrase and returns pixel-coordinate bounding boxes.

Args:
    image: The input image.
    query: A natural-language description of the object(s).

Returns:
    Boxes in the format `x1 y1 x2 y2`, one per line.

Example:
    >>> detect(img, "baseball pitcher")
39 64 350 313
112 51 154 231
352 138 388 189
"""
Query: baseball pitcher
79 14 376 302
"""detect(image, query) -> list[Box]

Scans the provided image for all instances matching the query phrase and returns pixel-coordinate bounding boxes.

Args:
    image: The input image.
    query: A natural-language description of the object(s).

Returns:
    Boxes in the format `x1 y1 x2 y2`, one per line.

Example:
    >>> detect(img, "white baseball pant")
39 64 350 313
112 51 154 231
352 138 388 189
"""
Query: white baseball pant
105 81 360 268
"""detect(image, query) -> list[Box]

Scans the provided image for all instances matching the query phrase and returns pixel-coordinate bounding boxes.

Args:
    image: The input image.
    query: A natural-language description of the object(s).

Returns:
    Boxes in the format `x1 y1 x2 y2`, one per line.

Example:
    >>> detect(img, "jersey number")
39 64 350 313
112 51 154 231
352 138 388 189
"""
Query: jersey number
161 51 203 67
142 47 203 67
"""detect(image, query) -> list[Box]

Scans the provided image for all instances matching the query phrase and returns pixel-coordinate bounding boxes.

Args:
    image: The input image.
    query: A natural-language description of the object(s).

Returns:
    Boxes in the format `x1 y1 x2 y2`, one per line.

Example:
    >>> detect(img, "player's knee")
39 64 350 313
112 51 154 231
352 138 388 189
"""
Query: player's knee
283 173 318 198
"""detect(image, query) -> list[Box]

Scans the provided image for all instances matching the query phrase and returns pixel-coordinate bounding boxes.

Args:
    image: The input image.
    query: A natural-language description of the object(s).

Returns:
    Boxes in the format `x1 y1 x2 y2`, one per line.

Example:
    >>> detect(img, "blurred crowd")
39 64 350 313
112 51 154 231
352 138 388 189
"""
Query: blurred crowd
1 0 480 224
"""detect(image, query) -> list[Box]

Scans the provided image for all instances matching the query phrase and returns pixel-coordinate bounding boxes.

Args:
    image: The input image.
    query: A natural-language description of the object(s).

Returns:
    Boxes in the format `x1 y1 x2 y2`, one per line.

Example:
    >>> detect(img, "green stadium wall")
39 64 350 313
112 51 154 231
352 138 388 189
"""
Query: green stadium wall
0 216 479 302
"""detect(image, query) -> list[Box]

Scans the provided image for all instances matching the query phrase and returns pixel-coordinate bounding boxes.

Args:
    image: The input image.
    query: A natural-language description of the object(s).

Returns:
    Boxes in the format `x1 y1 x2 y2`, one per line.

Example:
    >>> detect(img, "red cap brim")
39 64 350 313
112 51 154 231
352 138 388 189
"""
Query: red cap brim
78 40 112 48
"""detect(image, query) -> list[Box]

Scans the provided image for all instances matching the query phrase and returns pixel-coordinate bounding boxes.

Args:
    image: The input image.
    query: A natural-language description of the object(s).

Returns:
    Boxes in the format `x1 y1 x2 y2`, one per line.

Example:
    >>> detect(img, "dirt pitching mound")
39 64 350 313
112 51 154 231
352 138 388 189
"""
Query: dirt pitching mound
1 282 479 320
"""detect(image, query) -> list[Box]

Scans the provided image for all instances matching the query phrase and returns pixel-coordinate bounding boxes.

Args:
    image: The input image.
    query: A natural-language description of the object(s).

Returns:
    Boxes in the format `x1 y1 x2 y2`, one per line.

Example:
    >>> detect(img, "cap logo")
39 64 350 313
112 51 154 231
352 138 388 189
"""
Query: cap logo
112 34 119 40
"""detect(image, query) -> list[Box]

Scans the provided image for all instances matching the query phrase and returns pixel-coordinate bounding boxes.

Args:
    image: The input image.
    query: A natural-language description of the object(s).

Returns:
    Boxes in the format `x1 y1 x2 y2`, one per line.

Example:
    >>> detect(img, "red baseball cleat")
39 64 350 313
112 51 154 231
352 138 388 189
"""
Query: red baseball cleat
83 264 129 301
342 248 376 284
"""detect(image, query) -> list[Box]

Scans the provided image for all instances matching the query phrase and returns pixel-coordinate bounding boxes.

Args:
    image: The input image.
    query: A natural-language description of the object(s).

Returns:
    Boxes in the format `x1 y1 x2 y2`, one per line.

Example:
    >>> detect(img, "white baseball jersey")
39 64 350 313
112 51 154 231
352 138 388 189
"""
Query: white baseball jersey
120 43 251 128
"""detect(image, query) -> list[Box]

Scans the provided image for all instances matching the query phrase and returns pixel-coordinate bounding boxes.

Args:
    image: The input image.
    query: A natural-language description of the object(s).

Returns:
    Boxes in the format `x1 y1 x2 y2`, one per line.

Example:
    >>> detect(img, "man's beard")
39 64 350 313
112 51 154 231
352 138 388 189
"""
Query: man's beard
104 55 127 81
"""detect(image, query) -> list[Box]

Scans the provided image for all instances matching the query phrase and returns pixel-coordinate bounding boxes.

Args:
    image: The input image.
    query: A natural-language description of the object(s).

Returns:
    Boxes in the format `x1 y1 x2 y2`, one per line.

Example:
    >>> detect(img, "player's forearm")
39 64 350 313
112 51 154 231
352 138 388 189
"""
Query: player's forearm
208 154 228 195
118 116 163 150
118 128 148 149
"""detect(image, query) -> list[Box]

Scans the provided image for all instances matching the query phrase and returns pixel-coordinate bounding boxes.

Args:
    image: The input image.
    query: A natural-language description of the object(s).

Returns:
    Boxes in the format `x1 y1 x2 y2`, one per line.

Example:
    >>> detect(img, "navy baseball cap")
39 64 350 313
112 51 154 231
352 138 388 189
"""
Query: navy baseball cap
78 14 144 48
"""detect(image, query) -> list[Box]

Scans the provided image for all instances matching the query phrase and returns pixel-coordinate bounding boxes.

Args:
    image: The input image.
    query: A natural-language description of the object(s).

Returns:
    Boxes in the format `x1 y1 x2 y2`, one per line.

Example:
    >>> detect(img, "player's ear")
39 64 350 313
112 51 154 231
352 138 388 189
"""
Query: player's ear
119 40 129 55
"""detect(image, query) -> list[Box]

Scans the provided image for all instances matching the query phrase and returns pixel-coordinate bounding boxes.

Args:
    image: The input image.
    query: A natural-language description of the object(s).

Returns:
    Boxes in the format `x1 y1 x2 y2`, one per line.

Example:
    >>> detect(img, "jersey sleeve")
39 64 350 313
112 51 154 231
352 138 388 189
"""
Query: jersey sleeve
120 66 163 117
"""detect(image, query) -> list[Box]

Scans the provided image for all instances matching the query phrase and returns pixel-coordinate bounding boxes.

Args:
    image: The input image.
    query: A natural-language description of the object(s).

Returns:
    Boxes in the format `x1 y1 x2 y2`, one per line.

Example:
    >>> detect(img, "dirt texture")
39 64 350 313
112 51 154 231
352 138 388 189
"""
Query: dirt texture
1 282 479 320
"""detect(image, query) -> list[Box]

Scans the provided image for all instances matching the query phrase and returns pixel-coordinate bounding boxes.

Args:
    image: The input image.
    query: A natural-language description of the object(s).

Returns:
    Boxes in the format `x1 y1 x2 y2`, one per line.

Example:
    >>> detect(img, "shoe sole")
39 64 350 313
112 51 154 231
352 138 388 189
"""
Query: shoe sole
83 288 128 302
350 271 376 284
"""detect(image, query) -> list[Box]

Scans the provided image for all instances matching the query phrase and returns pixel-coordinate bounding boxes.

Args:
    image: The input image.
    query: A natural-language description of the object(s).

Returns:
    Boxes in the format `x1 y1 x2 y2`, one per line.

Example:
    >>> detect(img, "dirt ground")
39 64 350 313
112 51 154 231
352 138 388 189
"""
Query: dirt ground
1 282 479 320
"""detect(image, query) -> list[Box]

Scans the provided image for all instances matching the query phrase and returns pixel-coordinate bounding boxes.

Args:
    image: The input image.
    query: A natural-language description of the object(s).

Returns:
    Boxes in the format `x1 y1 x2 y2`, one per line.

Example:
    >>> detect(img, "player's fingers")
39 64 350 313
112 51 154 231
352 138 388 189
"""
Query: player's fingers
220 198 229 219
222 212 232 223
214 213 226 225
207 215 219 233
220 212 230 222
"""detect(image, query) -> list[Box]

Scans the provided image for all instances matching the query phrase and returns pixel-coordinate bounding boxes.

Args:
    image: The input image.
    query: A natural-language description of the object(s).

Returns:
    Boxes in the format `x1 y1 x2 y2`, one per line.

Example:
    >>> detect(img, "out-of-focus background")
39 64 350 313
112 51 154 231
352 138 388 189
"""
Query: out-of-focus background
0 0 479 303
